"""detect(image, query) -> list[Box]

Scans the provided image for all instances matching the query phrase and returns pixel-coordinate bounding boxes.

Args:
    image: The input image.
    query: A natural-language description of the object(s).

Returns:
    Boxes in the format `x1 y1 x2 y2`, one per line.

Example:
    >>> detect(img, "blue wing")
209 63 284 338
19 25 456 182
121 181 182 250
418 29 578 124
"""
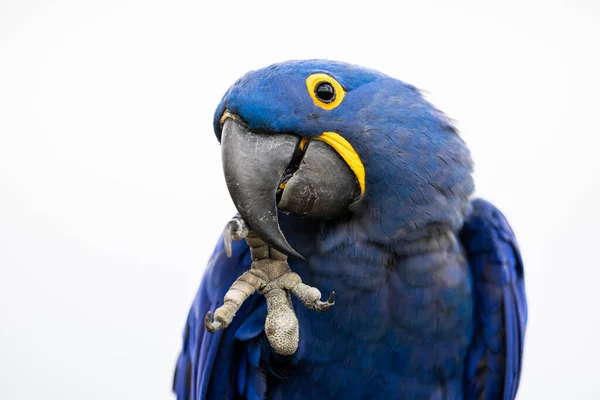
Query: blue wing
460 199 528 400
173 233 270 400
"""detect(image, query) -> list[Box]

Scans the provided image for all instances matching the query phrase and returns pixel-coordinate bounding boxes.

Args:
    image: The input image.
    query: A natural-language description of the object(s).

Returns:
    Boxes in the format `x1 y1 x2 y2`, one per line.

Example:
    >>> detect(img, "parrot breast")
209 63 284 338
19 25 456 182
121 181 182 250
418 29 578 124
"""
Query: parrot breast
272 216 475 399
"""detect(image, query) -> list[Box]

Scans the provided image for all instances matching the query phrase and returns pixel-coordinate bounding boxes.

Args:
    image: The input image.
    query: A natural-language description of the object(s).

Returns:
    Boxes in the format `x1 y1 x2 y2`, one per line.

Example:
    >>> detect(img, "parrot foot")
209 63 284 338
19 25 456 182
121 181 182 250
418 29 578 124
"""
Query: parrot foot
203 269 265 333
204 311 223 333
223 215 249 257
206 230 334 355
315 291 336 312
289 280 335 312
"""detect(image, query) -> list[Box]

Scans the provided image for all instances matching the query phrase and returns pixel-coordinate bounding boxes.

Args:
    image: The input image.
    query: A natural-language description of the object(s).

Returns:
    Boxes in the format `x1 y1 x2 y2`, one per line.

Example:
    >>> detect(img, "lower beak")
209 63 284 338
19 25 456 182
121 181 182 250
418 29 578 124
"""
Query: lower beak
221 118 360 259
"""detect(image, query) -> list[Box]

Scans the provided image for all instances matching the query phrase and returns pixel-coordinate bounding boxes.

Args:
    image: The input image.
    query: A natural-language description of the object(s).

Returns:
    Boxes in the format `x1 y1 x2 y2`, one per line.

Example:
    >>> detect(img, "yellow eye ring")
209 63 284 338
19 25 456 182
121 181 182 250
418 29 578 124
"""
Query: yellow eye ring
306 73 346 110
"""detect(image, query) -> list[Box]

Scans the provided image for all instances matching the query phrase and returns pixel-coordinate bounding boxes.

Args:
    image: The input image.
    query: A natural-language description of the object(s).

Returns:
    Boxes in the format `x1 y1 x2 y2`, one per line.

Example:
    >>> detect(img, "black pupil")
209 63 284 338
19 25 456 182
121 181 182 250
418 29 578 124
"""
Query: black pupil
315 82 336 103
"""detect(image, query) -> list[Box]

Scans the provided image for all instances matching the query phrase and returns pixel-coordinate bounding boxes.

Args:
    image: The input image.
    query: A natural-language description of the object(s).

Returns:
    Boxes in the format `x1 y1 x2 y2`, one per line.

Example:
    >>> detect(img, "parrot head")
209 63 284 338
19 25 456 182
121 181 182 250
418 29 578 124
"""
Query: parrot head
214 60 474 259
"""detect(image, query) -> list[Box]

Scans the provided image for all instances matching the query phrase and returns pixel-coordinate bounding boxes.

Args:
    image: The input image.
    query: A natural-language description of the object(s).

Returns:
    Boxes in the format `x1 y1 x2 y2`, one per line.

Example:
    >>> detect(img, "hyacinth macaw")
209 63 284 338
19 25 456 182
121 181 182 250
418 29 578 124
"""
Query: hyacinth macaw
173 60 527 400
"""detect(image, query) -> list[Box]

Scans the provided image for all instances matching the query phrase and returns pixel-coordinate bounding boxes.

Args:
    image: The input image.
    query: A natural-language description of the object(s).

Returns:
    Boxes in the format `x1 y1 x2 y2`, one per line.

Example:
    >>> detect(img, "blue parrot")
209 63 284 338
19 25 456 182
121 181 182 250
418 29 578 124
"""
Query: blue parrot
173 60 527 400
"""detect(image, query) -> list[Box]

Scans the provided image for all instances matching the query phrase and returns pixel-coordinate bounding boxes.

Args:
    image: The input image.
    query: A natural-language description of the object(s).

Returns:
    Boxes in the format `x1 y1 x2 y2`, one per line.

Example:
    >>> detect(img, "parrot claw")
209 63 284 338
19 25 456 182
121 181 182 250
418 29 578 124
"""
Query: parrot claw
208 230 335 355
223 216 249 257
315 291 335 312
204 311 223 333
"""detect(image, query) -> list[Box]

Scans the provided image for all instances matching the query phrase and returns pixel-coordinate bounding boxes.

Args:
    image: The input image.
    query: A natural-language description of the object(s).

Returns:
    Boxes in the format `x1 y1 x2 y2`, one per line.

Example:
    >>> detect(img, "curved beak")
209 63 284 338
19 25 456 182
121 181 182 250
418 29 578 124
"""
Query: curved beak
221 117 361 259
221 118 303 259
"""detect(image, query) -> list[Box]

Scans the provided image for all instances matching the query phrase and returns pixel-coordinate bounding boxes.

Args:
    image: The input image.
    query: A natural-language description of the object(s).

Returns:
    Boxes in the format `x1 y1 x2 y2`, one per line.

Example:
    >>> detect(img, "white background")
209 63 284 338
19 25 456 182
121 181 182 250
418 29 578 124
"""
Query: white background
1 0 599 399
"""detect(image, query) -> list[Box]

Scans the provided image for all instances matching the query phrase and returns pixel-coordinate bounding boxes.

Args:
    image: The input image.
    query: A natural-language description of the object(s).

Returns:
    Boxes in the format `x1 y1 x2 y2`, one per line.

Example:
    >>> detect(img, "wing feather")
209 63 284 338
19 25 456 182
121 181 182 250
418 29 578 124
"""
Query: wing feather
460 199 527 400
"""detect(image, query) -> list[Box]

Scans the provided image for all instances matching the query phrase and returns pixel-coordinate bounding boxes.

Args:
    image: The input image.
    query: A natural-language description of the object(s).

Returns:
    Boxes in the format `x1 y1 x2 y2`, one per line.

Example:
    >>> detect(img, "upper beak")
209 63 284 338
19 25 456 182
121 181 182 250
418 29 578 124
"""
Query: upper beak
221 117 361 259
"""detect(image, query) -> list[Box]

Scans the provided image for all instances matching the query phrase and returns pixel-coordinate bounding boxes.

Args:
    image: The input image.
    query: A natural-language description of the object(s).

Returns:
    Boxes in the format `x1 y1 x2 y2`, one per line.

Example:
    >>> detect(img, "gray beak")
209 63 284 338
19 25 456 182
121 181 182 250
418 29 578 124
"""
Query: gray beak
220 117 360 259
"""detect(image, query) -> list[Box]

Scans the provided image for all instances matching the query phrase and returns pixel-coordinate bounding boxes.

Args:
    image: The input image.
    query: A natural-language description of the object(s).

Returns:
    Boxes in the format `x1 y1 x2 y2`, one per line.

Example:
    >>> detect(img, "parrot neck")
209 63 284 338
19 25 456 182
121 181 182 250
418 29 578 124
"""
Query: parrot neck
346 186 472 250
282 209 466 291
279 197 469 260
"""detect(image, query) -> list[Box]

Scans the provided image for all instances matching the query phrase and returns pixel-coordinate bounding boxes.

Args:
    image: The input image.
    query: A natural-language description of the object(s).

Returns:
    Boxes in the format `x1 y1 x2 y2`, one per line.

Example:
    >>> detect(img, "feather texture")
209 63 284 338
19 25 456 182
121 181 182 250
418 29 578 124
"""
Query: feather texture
460 199 527 400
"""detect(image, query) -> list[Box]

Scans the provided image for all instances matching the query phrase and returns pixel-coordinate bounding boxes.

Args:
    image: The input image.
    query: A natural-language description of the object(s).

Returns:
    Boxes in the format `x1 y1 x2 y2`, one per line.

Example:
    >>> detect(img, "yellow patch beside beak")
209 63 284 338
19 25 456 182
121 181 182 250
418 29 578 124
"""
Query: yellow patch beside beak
300 133 365 195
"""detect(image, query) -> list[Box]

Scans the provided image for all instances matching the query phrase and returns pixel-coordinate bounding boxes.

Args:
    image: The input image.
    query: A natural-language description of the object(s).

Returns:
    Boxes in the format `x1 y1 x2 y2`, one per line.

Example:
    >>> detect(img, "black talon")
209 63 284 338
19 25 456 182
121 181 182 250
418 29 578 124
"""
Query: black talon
204 311 223 333
223 224 233 257
327 291 335 304
315 291 335 312
223 217 249 257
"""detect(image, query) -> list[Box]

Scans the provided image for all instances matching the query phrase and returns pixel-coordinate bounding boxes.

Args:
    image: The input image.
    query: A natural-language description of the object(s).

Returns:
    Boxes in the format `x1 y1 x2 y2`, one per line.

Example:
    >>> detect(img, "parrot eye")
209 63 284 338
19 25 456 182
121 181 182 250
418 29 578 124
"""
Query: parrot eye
315 82 336 103
306 73 346 110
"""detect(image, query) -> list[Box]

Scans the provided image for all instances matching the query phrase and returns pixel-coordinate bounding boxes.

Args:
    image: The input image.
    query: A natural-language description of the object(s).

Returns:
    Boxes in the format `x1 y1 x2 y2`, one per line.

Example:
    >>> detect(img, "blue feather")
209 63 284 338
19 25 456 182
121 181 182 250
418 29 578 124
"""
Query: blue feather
460 199 527 400
235 304 268 342
237 346 248 395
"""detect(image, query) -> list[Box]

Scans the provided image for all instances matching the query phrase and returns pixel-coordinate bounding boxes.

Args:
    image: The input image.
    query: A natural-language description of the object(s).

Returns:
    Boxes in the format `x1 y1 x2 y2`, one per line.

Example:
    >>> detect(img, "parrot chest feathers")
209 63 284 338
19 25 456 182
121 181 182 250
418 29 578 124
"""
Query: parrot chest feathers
280 223 475 395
